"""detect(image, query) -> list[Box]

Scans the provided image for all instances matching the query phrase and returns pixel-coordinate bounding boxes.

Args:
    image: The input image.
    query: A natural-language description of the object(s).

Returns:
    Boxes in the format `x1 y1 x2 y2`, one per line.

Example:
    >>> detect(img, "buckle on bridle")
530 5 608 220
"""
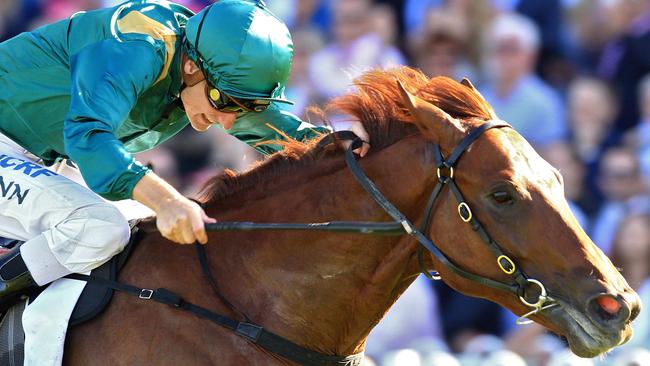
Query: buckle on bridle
497 255 516 274
457 202 472 222
139 289 154 300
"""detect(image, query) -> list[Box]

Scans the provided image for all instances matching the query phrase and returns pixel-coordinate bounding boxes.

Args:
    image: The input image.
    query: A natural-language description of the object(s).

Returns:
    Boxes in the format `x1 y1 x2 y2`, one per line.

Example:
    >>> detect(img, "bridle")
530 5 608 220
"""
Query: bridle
338 120 559 324
67 120 560 366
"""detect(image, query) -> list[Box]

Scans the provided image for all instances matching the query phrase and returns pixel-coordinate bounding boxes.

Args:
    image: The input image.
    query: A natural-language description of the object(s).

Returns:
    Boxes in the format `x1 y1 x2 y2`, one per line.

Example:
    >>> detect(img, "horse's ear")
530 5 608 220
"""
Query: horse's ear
460 77 476 89
396 80 464 143
460 77 488 103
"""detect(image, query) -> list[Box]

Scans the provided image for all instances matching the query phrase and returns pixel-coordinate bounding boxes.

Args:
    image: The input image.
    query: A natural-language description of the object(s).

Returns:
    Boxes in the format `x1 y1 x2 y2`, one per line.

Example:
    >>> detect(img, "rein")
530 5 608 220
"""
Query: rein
68 123 558 365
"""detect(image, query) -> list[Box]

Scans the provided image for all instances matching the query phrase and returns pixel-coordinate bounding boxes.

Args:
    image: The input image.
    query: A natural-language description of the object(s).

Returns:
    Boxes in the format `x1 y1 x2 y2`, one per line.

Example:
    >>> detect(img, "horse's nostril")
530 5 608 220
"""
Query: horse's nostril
597 295 621 315
588 294 630 327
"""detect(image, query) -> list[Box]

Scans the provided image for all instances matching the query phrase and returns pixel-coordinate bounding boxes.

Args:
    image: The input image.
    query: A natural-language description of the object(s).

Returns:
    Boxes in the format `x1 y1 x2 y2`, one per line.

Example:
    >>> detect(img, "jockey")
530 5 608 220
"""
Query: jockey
0 0 369 306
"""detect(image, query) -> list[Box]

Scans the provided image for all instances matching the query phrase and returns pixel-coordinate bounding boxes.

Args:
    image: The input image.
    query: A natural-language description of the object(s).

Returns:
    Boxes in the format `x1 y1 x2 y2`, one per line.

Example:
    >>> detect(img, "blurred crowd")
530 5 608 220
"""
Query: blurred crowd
3 0 650 365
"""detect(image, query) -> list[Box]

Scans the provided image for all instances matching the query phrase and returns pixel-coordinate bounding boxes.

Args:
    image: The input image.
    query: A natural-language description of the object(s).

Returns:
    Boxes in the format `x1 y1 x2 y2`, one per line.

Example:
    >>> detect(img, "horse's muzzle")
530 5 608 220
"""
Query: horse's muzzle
547 288 641 357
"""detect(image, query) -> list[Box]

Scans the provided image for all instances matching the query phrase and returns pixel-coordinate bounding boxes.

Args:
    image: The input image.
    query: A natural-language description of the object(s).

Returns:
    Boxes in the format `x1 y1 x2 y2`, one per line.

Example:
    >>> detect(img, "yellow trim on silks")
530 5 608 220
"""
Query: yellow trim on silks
116 11 177 84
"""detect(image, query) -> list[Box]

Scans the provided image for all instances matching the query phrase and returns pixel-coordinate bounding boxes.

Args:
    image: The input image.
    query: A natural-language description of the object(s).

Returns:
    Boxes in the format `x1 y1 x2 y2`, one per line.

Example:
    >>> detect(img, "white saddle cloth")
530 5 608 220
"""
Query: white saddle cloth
22 199 153 366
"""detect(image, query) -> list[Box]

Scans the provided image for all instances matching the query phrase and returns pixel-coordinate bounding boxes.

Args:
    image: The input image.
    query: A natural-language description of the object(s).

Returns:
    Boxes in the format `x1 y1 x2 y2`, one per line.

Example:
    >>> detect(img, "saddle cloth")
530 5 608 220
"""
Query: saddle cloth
0 219 144 366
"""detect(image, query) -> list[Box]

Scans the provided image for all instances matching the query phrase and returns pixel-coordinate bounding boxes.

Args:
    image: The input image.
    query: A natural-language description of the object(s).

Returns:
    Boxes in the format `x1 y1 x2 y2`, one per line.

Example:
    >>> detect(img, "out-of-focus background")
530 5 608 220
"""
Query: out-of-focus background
4 0 650 365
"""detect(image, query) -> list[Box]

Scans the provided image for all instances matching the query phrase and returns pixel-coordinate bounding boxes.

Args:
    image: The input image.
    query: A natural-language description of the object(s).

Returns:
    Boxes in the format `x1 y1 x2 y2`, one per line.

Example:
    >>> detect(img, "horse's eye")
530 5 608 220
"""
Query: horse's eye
491 191 513 205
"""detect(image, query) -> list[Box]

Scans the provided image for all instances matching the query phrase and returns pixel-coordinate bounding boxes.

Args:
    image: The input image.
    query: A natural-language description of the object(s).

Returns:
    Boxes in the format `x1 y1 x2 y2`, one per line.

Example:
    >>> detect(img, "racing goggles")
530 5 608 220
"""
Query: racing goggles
205 83 271 113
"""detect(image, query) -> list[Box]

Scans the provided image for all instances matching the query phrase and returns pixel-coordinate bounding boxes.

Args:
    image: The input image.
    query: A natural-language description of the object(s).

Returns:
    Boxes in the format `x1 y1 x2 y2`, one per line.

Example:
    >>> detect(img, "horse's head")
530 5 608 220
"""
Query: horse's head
381 74 640 357
399 77 641 356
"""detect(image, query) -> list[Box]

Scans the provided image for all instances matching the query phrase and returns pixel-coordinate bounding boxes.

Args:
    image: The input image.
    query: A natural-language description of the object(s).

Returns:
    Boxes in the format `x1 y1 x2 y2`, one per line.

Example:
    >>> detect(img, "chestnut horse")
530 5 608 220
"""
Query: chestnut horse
65 67 640 364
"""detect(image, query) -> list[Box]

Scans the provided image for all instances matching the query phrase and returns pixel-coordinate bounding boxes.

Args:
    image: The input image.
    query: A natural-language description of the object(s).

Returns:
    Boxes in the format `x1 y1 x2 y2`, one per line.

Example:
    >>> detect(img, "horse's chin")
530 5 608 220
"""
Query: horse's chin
543 299 633 358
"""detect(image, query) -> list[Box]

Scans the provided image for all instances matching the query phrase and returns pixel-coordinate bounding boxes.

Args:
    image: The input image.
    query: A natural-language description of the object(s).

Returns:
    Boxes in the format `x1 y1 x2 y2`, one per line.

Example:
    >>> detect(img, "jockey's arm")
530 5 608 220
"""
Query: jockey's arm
227 104 370 156
64 38 212 244
65 39 159 200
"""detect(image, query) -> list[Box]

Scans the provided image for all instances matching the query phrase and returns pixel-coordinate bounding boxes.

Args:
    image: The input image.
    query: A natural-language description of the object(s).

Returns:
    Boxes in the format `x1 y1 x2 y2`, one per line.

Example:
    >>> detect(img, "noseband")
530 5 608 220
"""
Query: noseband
343 120 558 324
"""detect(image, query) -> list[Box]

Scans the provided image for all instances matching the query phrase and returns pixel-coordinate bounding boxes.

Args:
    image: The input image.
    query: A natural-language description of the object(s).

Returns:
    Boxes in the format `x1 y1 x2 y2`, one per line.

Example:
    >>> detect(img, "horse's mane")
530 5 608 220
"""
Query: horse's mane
200 66 496 205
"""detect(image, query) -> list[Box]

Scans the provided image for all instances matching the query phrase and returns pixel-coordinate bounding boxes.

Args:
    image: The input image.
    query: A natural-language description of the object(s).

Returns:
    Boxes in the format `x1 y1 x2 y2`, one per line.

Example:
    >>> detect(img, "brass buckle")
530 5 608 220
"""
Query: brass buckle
457 202 472 222
497 255 516 274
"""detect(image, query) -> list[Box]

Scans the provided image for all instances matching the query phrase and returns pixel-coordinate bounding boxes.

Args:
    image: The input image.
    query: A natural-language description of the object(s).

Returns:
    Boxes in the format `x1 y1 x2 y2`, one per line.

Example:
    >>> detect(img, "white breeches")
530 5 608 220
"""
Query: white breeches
0 133 131 282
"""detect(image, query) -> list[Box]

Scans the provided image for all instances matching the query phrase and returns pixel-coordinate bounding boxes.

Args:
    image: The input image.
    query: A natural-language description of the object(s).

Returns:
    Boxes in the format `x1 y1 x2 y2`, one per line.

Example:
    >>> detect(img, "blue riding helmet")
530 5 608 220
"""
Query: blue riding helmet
184 0 294 105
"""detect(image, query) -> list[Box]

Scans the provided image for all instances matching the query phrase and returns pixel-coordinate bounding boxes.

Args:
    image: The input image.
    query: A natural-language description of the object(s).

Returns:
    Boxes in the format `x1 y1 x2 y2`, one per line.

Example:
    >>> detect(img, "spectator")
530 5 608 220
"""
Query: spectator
405 0 494 69
307 0 405 126
406 0 568 80
596 0 650 132
591 147 650 253
410 8 477 80
507 0 571 89
372 0 408 51
480 13 567 149
567 77 620 215
371 4 401 49
565 0 608 72
567 77 618 167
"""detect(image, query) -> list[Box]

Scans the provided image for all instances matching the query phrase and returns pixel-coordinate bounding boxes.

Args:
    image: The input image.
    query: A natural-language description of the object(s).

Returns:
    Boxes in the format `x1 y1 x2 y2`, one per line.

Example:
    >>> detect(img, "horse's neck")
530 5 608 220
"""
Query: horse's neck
208 137 434 355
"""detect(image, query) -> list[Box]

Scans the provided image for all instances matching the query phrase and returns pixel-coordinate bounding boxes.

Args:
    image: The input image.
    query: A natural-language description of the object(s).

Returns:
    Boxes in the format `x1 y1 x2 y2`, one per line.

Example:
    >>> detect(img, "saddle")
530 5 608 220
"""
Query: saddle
69 219 143 325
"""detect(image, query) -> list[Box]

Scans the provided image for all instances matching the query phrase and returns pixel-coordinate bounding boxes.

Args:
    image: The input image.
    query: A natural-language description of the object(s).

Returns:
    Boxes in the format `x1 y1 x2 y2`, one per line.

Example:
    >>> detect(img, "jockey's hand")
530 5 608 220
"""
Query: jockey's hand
346 120 370 157
155 197 216 244
132 172 216 244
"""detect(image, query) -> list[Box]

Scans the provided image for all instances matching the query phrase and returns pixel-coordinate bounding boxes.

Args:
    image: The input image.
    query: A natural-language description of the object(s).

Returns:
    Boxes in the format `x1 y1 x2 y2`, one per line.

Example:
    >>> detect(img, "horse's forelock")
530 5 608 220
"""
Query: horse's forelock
328 67 425 149
418 76 497 124
329 67 497 147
